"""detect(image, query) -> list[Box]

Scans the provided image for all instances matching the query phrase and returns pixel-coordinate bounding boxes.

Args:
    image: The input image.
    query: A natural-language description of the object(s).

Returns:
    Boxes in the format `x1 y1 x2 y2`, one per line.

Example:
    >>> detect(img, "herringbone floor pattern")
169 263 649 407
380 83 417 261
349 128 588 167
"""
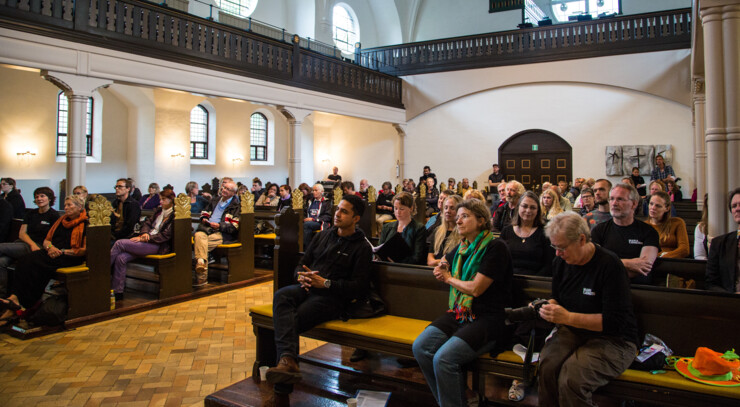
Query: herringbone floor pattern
0 282 323 406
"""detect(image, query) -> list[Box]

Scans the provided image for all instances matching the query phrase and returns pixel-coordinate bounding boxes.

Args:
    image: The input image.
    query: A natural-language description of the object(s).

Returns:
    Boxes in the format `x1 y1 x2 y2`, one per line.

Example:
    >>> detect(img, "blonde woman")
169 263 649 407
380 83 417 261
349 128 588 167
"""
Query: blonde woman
540 188 563 223
427 195 463 267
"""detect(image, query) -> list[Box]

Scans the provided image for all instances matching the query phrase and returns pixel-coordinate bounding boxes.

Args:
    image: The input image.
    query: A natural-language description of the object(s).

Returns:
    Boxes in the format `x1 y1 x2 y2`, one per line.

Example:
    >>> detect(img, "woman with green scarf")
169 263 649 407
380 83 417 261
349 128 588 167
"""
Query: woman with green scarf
412 198 513 407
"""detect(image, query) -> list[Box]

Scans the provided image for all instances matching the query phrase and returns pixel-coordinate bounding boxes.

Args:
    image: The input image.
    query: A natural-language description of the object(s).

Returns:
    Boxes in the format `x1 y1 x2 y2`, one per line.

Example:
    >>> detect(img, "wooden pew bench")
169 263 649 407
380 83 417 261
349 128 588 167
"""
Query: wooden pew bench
250 263 740 406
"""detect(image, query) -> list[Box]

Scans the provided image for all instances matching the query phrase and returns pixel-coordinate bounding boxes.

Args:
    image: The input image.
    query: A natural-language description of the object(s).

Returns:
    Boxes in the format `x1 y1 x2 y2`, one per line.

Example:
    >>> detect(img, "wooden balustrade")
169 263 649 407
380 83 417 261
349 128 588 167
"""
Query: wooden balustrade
357 8 692 76
0 0 403 107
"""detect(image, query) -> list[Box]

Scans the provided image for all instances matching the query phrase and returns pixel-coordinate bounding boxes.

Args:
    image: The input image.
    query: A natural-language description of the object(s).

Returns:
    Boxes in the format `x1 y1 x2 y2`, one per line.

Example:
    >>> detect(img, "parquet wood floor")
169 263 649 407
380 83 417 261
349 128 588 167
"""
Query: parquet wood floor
0 282 324 407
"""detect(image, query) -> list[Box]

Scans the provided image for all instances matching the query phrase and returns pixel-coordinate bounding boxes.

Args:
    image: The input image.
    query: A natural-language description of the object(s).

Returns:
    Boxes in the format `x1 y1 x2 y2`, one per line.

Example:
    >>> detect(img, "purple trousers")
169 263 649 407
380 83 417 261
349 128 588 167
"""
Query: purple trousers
110 239 160 293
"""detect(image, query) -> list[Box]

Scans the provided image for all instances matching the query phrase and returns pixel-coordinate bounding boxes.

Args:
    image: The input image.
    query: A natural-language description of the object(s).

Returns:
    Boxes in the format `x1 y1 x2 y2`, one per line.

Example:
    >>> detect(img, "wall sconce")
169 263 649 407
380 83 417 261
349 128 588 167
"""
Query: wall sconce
16 150 37 167
171 153 186 159
17 151 36 157
232 156 244 167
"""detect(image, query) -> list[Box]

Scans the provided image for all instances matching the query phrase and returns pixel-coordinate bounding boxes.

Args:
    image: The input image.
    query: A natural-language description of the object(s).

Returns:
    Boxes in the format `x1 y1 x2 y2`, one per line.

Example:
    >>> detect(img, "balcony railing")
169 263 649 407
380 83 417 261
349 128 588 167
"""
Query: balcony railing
357 8 692 76
0 0 403 108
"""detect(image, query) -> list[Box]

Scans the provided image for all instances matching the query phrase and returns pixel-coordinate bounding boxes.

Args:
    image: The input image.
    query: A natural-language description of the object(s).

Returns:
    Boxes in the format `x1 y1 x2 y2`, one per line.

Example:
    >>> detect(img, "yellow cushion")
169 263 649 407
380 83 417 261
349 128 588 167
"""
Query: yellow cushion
57 265 89 274
145 253 175 259
251 304 273 316
616 369 740 399
255 233 277 240
383 219 396 224
217 243 242 248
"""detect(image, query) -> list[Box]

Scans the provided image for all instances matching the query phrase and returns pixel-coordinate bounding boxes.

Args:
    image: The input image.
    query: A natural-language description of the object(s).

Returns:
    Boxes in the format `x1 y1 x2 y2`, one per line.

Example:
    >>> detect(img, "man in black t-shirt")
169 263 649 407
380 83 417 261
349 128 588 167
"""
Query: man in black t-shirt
538 212 638 407
591 183 659 284
326 167 342 183
487 163 504 211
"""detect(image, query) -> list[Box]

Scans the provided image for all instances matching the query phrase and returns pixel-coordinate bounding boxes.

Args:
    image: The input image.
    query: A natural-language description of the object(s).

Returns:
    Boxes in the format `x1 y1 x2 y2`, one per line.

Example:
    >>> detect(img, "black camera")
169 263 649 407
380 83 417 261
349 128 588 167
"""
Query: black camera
505 298 550 322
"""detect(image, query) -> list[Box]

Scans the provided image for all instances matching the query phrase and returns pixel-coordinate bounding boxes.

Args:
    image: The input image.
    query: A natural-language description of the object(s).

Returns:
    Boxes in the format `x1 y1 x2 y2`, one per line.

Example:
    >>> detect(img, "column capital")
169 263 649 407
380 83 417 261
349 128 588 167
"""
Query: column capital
393 123 407 137
42 71 112 97
278 106 313 125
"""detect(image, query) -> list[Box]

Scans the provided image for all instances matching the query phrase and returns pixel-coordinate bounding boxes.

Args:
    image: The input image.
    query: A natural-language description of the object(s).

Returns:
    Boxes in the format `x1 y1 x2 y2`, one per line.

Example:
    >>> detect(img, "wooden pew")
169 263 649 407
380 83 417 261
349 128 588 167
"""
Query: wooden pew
209 192 255 283
651 257 707 289
55 196 113 320
125 194 193 298
250 259 740 406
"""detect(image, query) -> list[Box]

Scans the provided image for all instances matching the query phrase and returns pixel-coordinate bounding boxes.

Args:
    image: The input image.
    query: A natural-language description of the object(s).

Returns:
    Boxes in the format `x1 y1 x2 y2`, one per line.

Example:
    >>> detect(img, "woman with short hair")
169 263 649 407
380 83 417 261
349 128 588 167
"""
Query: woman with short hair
413 199 512 407
257 184 280 207
277 184 292 211
140 183 161 209
427 195 463 267
0 196 87 327
0 177 26 218
378 192 427 265
375 181 395 237
186 182 209 214
647 191 689 258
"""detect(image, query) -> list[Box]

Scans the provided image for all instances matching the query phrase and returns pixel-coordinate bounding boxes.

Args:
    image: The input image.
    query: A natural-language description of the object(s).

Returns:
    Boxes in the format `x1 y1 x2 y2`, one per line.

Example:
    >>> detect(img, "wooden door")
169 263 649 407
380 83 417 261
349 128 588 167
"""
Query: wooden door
499 130 572 193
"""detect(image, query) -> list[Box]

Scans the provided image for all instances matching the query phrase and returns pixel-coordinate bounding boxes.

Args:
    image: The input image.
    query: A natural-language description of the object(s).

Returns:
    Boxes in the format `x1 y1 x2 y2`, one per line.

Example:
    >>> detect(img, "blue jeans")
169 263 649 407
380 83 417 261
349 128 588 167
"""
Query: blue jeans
303 221 322 251
272 284 342 361
0 241 32 297
412 326 496 407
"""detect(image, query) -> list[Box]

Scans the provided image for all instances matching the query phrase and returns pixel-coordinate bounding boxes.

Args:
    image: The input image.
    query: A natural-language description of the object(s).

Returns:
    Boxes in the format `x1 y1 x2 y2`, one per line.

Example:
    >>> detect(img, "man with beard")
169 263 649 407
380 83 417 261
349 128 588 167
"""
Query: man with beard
591 183 659 284
493 181 524 233
583 179 612 230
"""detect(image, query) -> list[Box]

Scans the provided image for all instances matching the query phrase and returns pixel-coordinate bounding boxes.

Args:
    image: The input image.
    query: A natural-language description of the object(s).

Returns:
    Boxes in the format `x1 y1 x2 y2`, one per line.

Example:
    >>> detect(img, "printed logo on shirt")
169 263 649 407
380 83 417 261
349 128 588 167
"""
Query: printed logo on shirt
583 288 595 296
628 239 643 245
40 221 49 225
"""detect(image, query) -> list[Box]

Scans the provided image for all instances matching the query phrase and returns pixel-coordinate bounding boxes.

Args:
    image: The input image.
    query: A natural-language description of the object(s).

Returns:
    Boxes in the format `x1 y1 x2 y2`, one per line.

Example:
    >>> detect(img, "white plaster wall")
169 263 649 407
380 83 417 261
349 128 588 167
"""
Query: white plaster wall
413 0 521 42
287 0 316 38
623 0 691 14
405 83 694 194
250 0 288 26
312 113 400 189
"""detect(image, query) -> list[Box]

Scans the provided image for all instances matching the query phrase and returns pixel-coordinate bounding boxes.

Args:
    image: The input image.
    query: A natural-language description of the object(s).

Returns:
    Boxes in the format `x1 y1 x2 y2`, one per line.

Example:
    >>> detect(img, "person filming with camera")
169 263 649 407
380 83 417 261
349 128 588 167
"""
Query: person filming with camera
537 212 639 407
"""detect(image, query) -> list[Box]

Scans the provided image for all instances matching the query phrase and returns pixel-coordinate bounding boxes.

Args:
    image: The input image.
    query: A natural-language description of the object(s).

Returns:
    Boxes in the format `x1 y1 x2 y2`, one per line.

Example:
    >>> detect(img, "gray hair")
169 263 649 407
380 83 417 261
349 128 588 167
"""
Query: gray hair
545 212 591 244
313 183 325 193
612 182 639 203
65 195 85 209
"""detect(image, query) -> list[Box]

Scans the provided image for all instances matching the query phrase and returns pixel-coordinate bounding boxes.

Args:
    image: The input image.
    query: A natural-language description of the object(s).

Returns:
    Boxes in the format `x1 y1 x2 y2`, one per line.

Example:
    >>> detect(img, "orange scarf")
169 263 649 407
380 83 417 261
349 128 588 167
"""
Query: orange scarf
45 210 88 254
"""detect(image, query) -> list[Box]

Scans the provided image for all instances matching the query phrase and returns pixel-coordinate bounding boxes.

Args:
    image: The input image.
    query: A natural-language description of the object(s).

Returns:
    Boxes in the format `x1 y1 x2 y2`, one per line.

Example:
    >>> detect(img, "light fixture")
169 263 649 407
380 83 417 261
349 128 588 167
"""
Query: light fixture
16 151 36 157
171 153 185 158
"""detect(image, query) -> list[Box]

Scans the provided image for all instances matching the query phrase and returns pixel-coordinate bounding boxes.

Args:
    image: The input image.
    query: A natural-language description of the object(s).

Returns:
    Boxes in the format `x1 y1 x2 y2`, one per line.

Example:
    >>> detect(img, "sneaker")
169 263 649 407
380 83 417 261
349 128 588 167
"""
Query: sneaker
193 260 208 287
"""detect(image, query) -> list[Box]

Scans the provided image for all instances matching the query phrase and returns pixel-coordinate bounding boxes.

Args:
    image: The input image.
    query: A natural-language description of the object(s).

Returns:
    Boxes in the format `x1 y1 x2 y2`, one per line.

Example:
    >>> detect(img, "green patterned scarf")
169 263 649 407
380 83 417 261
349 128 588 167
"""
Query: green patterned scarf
448 230 494 322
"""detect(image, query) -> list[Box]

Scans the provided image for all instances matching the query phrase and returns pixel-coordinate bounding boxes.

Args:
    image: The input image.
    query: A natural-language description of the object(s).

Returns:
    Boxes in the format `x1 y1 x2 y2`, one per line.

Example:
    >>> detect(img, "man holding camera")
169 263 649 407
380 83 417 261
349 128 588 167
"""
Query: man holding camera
538 212 638 407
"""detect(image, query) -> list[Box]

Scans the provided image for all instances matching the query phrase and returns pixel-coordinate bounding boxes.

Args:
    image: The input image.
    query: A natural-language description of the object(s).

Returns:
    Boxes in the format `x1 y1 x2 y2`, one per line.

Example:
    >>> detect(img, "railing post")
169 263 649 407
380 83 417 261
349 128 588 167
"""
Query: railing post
355 42 361 64
292 34 300 81
208 4 213 21
73 0 91 31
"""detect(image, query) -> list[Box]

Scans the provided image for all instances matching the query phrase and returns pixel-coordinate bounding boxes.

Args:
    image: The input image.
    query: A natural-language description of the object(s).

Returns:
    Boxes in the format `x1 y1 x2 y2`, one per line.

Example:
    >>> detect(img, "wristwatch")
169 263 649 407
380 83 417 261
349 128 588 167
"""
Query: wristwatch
323 279 332 289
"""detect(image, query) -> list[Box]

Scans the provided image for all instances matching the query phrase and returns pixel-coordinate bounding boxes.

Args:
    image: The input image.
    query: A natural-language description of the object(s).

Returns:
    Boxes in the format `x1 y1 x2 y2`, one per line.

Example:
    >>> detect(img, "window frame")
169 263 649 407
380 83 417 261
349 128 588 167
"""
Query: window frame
218 0 258 18
332 3 360 55
190 104 209 160
56 91 93 157
250 112 268 162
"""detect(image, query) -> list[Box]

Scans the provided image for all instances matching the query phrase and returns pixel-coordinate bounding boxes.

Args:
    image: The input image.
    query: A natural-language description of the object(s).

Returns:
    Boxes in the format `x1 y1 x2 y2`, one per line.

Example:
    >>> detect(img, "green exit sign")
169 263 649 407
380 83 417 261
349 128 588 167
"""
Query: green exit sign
532 144 539 151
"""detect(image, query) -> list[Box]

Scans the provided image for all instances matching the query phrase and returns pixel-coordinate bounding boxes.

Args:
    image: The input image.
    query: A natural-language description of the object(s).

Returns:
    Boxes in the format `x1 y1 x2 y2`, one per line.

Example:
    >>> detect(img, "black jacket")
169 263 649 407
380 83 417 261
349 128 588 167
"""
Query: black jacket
493 203 516 233
139 206 175 254
3 189 26 219
0 198 12 242
305 198 332 228
110 196 141 240
297 226 372 303
706 231 739 293
200 195 241 243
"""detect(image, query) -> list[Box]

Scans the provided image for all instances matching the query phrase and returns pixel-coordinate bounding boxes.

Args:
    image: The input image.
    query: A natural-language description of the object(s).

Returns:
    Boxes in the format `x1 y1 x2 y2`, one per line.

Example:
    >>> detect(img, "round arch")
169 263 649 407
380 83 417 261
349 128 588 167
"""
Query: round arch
499 129 573 193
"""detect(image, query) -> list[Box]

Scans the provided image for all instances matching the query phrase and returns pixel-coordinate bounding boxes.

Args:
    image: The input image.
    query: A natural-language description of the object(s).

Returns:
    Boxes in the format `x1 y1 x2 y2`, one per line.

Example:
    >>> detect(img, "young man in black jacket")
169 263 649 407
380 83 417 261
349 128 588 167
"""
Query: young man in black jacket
266 194 372 384
111 178 141 243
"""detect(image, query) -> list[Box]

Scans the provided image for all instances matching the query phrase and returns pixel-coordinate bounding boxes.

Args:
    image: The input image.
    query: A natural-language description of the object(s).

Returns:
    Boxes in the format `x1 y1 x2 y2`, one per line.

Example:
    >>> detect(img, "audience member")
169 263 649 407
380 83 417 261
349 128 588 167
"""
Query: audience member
265 195 370 385
694 194 709 260
186 182 209 214
251 177 265 201
127 178 143 202
631 167 646 198
0 199 10 243
464 189 485 202
0 187 59 297
538 212 638 407
340 181 362 198
0 196 87 328
378 192 427 265
459 178 472 197
375 182 395 237
500 191 555 276
705 187 740 293
493 181 524 233
111 178 141 242
570 178 584 200
621 177 643 217
424 177 439 215
540 188 563 223
193 180 241 287
237 183 249 196
650 154 676 183
578 187 595 216
303 184 332 251
666 179 682 202
297 183 311 209
404 180 417 196
552 184 573 212
558 180 574 205
256 183 280 207
358 179 369 200
110 190 176 300
139 183 161 209
491 182 506 213
419 165 437 187
326 166 342 183
591 183 659 284
1 178 26 218
426 194 463 267
72 185 91 210
583 179 612 230
413 199 512 407
277 184 292 211
447 177 456 191
487 163 505 205
425 189 453 231
647 191 689 258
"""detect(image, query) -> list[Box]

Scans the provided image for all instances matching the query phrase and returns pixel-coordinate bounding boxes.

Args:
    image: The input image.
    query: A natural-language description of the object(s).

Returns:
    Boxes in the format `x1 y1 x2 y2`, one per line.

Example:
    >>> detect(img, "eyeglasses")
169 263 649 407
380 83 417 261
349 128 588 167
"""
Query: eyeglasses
550 243 572 252
114 185 127 189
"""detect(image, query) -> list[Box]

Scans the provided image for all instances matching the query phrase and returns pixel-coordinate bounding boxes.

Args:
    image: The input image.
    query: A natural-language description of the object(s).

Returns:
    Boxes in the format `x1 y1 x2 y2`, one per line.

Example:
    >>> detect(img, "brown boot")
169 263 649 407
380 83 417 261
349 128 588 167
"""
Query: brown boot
265 356 301 384
193 260 208 287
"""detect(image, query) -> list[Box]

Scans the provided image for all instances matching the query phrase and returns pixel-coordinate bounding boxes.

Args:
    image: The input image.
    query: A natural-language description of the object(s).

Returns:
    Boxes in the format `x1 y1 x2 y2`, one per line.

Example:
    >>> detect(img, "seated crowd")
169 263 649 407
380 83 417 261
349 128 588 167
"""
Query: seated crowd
1 159 739 405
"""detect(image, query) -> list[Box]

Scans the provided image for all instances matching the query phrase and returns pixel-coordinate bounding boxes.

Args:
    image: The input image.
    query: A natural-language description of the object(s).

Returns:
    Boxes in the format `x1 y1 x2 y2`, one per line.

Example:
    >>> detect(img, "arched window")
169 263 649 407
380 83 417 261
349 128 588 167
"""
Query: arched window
332 3 359 54
57 91 93 156
190 105 209 159
218 0 258 18
250 112 267 161
551 0 620 22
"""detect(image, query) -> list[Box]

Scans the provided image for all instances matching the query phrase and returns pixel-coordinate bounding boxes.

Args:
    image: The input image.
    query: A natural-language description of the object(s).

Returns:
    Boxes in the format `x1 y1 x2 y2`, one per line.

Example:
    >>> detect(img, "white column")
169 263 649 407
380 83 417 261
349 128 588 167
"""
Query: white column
393 124 406 183
314 0 334 45
42 71 112 195
722 5 740 231
279 107 313 187
700 6 728 237
692 77 706 210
